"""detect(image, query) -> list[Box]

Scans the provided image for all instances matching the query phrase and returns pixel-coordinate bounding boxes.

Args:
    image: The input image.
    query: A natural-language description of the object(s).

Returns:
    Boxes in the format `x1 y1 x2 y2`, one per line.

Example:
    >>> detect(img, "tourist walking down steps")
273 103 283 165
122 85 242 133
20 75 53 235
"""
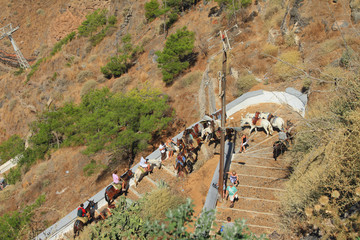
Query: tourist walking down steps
225 182 238 208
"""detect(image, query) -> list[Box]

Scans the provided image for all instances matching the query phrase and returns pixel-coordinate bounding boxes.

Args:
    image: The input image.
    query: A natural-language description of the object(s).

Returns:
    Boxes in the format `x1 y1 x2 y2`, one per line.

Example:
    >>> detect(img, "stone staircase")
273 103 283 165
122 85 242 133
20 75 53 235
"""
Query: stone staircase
214 131 289 235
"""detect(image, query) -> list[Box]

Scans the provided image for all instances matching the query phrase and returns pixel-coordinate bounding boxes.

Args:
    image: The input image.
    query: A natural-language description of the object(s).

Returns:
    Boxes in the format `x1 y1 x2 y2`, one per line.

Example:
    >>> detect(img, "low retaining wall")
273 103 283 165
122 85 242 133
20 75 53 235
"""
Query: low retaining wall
35 88 307 239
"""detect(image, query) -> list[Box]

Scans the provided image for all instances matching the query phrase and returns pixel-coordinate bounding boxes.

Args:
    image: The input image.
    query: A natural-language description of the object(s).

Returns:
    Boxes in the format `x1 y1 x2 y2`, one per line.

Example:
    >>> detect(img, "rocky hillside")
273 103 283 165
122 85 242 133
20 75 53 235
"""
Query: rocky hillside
0 0 359 239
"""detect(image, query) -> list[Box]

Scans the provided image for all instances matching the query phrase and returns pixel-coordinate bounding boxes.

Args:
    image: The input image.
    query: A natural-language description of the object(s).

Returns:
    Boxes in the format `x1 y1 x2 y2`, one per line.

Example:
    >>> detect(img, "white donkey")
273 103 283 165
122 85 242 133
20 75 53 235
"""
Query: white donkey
201 119 221 142
134 158 162 187
245 112 285 131
240 117 274 136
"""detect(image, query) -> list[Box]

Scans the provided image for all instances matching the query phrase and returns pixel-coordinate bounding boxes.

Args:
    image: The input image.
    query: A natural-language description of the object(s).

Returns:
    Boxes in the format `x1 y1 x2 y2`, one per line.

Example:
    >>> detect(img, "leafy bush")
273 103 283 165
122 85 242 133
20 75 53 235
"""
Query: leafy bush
50 31 76 56
0 194 45 240
145 0 161 21
78 9 107 37
5 167 22 184
108 15 117 25
101 55 129 79
13 68 24 76
80 80 97 97
26 58 46 83
273 50 302 81
101 34 144 79
156 27 195 84
0 135 24 164
215 0 252 10
20 87 172 168
83 159 106 176
82 197 264 239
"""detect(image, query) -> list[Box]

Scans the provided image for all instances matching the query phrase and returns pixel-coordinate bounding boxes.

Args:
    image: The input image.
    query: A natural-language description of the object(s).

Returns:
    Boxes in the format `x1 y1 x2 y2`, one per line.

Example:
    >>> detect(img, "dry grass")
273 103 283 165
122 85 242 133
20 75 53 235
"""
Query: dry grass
234 73 258 97
261 43 278 57
273 50 302 81
139 187 185 220
112 76 132 93
179 71 202 88
80 80 97 96
281 72 360 237
302 21 327 43
319 39 341 55
77 70 94 83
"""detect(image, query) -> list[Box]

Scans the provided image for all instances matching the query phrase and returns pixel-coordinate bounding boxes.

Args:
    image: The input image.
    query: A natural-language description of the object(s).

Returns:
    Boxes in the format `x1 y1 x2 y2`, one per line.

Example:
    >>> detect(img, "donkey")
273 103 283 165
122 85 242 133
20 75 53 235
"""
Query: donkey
240 117 274 136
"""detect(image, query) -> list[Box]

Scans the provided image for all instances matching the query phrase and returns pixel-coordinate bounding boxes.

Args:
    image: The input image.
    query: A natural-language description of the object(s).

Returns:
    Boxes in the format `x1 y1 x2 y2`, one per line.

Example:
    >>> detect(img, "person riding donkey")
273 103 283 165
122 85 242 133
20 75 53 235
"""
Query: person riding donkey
139 156 151 173
112 170 124 191
119 168 133 191
159 141 167 161
77 203 90 224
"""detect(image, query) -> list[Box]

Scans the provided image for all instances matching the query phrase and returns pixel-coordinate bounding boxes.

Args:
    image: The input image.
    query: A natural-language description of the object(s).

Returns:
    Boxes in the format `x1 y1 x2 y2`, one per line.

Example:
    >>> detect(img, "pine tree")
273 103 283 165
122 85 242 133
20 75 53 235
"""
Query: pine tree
156 27 195 84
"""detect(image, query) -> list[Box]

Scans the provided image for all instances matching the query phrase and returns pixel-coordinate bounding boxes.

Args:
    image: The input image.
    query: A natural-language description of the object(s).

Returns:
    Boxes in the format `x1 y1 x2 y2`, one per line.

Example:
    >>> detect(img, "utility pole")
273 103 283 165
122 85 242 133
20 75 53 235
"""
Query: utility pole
0 23 30 69
218 32 227 199
163 0 167 39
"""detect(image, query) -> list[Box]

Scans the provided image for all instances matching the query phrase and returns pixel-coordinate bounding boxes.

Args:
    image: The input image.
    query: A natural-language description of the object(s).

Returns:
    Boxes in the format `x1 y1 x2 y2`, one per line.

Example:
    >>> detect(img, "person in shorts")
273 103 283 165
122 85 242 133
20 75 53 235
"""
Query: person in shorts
225 182 238 208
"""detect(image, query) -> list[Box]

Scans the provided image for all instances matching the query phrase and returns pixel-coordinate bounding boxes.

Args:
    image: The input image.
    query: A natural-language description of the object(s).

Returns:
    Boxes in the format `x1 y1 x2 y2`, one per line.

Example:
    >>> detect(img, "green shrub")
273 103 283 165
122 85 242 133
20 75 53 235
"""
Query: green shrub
101 34 143 79
235 73 258 96
21 87 172 167
50 31 76 56
5 167 22 184
273 50 302 81
78 9 107 37
0 194 45 239
145 0 161 21
83 159 106 176
90 28 107 46
108 15 117 25
339 49 353 68
101 55 128 79
80 80 97 97
215 0 252 11
156 27 195 84
0 135 24 164
83 197 263 239
13 68 24 76
26 57 46 83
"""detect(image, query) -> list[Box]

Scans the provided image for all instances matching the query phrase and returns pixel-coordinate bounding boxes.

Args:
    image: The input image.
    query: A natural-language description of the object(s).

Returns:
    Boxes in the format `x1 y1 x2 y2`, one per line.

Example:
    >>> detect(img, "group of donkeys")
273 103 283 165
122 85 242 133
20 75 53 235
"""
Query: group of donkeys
239 111 296 160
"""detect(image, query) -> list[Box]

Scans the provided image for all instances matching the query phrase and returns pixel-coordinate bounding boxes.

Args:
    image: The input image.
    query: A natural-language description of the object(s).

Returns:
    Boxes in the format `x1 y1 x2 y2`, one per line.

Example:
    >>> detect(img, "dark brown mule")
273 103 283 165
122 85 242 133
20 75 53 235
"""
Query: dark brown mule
104 170 133 206
73 200 98 238
174 153 189 177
